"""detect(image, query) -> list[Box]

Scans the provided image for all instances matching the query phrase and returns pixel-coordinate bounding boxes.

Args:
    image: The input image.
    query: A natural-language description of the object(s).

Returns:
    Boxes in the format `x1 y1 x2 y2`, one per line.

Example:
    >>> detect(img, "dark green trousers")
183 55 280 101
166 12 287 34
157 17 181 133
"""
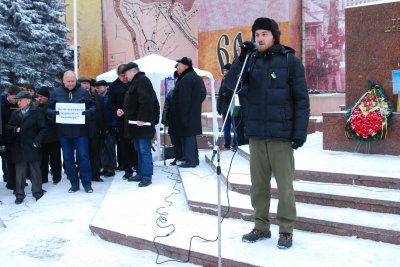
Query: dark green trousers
249 138 296 234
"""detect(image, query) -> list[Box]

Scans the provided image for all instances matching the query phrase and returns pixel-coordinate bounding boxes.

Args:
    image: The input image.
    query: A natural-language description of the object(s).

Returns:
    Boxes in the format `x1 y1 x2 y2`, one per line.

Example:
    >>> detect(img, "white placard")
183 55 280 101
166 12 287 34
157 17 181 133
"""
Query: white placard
128 120 151 126
55 103 85 124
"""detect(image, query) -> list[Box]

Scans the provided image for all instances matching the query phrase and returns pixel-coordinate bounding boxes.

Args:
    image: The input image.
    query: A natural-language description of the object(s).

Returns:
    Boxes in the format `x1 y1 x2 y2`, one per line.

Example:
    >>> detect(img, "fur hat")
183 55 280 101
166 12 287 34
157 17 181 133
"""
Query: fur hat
251 17 281 45
37 88 50 98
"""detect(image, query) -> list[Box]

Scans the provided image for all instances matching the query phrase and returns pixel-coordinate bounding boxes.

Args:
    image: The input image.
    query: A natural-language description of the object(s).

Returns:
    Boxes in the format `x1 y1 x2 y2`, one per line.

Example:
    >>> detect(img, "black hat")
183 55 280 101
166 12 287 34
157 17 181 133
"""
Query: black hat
14 91 32 99
251 17 281 45
37 88 50 98
122 62 139 73
94 80 108 87
176 57 192 68
78 77 92 83
90 78 96 87
223 63 231 70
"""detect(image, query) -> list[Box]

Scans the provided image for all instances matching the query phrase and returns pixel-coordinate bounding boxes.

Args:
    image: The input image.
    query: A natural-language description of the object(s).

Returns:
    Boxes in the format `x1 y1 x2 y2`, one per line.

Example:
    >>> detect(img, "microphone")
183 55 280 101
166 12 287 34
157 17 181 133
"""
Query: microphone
251 42 259 51
241 41 259 52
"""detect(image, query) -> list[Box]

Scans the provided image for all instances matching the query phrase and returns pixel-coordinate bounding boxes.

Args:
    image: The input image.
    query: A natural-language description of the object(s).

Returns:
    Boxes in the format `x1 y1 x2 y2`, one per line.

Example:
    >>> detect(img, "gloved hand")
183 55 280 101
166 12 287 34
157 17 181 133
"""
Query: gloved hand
238 41 258 62
291 139 304 150
82 110 88 115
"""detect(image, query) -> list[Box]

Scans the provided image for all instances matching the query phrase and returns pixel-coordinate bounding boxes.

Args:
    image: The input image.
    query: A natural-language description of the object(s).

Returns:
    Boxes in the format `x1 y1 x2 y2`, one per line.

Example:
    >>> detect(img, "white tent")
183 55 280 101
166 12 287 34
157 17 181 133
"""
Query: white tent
96 54 218 160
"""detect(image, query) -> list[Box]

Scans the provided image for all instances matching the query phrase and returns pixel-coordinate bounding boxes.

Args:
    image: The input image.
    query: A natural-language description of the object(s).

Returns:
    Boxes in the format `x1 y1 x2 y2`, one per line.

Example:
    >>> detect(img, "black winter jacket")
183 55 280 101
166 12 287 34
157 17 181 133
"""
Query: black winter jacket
47 84 96 139
108 78 129 133
7 105 48 163
87 92 107 138
225 44 310 142
169 67 206 137
1 95 19 144
123 72 160 139
217 78 233 115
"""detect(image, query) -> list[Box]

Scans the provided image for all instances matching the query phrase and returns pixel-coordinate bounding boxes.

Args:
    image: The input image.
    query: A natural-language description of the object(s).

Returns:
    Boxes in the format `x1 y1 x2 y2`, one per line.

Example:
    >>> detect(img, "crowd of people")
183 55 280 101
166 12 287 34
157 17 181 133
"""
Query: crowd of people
1 16 310 250
0 57 206 204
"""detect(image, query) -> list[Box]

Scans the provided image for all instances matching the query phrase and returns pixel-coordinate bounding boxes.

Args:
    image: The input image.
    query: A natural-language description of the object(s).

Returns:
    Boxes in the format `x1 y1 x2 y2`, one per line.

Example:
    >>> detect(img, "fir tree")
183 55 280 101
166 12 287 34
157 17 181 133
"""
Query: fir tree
0 0 73 90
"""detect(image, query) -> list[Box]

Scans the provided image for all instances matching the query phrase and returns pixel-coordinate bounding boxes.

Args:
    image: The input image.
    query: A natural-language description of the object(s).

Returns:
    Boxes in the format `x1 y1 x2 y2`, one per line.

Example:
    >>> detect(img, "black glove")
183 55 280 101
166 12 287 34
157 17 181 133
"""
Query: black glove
238 41 258 62
291 139 304 150
82 110 88 115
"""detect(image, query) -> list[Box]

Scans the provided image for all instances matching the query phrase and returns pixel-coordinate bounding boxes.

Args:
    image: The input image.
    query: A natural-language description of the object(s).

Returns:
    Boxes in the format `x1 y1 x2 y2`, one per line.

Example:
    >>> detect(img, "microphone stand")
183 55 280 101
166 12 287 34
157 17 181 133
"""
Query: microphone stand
163 125 166 166
214 51 252 267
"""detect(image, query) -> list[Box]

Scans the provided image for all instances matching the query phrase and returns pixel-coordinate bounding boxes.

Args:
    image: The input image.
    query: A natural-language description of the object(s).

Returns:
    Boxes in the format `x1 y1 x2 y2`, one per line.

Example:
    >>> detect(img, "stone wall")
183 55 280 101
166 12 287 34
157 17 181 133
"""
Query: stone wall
345 1 400 110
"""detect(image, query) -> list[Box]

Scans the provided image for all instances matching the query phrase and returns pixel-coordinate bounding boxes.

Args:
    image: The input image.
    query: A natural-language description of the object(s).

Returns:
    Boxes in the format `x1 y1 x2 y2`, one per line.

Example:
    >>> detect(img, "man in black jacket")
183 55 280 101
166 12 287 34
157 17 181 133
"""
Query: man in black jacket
217 63 238 151
47 71 96 193
1 85 20 189
108 64 138 178
122 62 160 187
170 57 206 168
37 87 62 184
225 17 310 249
7 91 48 204
79 77 107 182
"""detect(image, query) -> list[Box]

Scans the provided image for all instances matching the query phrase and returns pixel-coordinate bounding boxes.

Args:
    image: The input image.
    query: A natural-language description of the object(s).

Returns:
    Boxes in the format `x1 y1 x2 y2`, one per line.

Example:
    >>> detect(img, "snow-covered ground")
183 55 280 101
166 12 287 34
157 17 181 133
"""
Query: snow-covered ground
0 131 399 266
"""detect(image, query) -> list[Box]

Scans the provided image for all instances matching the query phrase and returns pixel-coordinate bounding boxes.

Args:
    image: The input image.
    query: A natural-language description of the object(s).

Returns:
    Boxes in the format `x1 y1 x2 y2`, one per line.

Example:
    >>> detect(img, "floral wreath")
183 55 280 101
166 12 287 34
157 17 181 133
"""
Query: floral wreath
346 81 393 142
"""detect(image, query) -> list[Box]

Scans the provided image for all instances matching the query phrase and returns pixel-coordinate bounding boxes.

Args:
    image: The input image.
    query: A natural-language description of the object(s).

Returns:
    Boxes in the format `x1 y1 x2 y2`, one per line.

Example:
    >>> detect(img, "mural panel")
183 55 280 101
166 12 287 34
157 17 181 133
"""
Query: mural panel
304 0 377 92
102 0 199 71
64 0 103 78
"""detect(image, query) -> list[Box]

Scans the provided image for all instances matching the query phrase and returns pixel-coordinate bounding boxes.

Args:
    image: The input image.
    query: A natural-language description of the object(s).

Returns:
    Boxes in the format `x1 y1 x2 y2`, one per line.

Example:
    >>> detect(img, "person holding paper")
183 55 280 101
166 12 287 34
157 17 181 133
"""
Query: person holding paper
47 70 96 193
122 62 160 187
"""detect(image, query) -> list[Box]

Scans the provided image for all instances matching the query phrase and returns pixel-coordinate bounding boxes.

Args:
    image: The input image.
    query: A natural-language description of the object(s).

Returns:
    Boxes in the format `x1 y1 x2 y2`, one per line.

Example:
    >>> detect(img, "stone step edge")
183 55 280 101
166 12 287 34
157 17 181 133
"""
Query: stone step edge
187 201 400 245
235 148 400 189
204 155 400 214
89 225 258 267
234 186 400 215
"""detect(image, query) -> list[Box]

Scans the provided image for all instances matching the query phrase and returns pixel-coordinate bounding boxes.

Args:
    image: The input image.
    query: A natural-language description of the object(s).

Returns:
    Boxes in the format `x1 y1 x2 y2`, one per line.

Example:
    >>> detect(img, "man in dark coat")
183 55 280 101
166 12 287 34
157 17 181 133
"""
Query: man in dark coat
47 70 96 193
37 87 62 184
224 17 310 249
170 57 206 168
108 64 138 178
1 85 20 189
161 71 184 165
95 80 117 177
7 91 48 204
78 77 107 182
217 63 238 150
122 62 160 187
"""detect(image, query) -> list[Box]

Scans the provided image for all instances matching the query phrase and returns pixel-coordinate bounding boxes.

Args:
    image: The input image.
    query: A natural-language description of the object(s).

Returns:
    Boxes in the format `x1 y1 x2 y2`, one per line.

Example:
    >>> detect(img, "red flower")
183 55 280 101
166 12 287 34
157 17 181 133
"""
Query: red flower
350 107 383 138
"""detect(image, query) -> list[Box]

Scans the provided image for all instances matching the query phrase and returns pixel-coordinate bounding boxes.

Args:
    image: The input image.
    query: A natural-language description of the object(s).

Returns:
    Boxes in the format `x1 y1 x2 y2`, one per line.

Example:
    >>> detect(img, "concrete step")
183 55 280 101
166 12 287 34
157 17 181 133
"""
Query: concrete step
90 161 400 267
181 160 400 245
205 151 400 215
237 145 400 190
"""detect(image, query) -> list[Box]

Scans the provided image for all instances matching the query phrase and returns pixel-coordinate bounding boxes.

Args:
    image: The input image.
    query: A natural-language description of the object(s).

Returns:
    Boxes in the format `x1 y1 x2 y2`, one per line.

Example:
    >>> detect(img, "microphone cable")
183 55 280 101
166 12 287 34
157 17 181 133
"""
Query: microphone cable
153 149 238 265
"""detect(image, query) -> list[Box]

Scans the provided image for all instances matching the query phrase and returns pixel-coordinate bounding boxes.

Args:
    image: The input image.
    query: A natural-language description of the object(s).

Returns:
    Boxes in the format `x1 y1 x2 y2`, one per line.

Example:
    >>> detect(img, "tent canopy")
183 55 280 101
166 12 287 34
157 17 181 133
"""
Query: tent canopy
96 53 213 82
96 53 218 160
